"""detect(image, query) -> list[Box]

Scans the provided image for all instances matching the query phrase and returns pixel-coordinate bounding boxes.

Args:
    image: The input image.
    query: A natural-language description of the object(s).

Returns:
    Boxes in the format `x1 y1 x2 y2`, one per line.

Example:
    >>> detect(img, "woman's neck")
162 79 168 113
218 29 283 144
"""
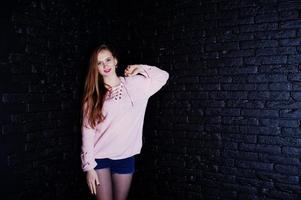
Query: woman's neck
103 75 121 89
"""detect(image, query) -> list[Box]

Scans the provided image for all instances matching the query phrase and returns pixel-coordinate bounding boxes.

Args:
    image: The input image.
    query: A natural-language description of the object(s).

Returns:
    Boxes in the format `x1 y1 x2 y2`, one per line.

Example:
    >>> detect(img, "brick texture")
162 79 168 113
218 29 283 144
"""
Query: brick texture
2 1 301 200
126 1 301 200
1 1 102 199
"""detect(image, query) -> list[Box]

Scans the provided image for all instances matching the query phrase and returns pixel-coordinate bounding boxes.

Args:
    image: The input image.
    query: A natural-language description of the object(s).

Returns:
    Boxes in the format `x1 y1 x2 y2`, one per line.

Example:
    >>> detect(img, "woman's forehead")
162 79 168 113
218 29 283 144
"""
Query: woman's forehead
97 49 113 60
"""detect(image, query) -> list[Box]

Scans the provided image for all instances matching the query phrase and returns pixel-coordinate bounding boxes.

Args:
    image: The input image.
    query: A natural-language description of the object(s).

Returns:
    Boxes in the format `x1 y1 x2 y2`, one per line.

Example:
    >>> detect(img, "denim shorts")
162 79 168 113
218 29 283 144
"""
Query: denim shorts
94 156 135 174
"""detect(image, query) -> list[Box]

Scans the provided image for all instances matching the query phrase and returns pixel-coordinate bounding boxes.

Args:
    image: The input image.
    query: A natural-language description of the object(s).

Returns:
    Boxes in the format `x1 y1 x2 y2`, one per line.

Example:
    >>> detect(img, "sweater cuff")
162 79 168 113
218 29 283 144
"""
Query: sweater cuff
80 152 97 172
138 64 152 78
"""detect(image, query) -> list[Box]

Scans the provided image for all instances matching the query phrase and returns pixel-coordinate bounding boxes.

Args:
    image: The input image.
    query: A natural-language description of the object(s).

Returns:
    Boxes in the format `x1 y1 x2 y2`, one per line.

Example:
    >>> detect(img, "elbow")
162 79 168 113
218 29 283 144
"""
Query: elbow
162 70 169 83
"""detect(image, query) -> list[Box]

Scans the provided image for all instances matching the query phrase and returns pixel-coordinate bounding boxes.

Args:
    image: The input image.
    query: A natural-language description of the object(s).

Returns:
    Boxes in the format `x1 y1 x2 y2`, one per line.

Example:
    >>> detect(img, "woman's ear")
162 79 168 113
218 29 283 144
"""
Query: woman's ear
114 58 118 66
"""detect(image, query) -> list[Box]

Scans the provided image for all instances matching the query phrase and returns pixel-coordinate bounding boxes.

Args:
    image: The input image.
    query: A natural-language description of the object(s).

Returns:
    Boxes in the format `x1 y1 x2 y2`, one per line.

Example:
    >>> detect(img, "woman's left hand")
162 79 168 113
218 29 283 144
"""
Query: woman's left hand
124 64 144 77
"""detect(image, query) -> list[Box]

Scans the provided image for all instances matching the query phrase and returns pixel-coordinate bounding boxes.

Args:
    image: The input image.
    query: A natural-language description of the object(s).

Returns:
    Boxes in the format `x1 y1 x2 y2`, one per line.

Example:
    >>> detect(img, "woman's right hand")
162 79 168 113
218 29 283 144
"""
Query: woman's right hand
124 64 144 77
86 169 100 195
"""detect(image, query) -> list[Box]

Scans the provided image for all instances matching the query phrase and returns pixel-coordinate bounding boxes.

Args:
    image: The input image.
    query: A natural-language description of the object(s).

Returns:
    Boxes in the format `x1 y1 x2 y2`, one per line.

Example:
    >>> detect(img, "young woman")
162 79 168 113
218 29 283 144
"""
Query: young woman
80 44 169 200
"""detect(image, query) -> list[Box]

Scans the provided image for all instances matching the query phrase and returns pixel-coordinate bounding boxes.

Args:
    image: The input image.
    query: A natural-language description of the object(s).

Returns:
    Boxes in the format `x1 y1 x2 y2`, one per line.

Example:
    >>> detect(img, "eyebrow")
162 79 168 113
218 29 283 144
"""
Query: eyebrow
98 56 112 62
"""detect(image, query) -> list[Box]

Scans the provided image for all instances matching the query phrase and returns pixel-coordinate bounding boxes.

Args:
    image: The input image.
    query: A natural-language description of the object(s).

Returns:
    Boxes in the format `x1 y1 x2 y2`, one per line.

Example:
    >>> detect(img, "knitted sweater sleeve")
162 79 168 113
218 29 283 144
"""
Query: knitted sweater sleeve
80 104 97 172
136 64 169 98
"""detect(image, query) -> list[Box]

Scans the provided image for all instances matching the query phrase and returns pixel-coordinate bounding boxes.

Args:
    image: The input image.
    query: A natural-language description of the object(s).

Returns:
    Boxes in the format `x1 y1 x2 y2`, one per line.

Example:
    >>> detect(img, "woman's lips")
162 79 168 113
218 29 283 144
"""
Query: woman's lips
104 68 111 73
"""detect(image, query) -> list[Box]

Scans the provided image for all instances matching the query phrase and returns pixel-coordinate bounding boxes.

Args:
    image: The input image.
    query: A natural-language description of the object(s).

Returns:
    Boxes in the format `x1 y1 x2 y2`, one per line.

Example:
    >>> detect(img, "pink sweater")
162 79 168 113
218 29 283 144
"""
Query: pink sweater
80 64 169 172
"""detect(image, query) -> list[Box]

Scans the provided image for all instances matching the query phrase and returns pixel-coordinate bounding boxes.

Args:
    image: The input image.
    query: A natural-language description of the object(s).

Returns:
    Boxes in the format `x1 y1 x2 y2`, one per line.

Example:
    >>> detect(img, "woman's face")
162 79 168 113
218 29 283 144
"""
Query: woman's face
97 49 118 77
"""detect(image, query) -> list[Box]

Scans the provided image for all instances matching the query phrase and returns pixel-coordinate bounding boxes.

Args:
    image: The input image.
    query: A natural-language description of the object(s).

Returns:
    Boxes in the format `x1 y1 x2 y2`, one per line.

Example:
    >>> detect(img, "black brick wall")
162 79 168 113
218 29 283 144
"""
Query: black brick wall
0 1 106 199
1 0 301 200
125 1 301 200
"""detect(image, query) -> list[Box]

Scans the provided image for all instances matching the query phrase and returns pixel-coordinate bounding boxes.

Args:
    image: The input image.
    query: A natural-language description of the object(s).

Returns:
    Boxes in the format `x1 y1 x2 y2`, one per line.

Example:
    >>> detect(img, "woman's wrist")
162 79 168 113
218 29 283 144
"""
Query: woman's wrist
137 65 149 77
138 64 146 73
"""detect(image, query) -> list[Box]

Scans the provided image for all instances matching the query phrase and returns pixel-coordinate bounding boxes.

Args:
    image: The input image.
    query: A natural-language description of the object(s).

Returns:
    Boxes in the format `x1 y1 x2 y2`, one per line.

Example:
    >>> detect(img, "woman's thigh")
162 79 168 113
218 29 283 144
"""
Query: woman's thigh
95 168 113 200
111 156 135 200
112 173 133 200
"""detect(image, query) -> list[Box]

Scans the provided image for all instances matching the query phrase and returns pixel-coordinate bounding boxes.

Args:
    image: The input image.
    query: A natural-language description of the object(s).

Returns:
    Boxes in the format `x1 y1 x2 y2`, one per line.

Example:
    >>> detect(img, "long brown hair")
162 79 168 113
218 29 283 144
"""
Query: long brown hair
81 44 118 129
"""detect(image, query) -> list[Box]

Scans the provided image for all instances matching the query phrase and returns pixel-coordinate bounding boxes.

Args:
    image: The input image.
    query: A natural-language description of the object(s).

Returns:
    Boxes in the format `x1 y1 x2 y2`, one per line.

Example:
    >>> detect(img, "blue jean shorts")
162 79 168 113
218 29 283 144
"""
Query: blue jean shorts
94 156 135 174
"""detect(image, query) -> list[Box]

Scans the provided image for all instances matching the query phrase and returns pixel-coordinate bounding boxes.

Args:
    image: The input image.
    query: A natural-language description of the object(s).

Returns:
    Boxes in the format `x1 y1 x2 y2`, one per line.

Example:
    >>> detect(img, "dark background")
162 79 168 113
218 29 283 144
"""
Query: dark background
1 0 301 199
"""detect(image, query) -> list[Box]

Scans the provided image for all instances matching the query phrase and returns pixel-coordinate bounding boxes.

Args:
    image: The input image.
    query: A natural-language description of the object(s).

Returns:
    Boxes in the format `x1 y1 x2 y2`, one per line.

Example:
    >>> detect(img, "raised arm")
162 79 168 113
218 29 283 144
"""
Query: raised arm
136 64 169 98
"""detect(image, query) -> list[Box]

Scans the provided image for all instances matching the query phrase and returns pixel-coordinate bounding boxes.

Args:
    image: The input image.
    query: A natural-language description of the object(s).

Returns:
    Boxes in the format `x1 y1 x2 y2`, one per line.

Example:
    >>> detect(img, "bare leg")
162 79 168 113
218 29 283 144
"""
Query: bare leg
95 168 113 200
112 173 133 200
